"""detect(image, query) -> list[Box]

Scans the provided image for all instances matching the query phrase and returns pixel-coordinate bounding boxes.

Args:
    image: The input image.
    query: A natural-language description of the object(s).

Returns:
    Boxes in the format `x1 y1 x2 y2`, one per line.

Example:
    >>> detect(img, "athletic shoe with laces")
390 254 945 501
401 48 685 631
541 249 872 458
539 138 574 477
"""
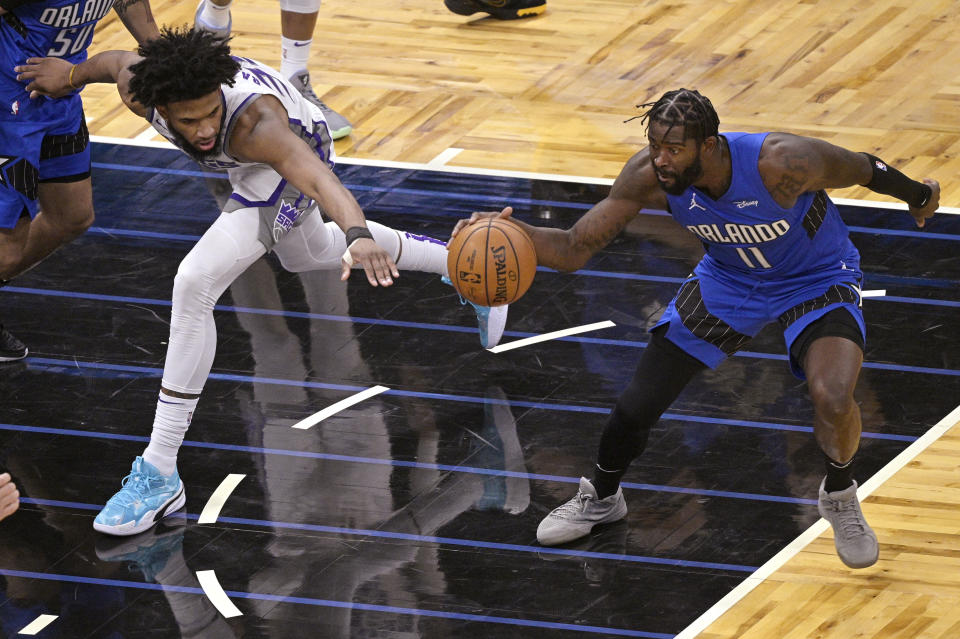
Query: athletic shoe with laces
94 457 186 537
289 70 353 140
193 0 232 39
0 324 27 362
442 276 508 348
817 478 879 568
444 0 546 20
537 477 627 546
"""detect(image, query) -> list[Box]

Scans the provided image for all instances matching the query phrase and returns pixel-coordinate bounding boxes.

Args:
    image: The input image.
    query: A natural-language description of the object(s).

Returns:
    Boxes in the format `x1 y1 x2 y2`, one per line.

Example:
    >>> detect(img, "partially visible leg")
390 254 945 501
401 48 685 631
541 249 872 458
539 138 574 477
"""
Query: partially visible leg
804 335 878 568
274 213 507 346
0 218 31 361
537 327 707 546
94 207 267 536
280 0 353 139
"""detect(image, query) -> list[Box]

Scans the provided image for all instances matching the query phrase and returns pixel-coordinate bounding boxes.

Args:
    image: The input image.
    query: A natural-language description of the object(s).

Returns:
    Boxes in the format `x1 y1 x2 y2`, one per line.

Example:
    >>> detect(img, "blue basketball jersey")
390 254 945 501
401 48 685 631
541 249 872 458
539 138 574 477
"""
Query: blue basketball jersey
0 0 115 104
664 132 858 280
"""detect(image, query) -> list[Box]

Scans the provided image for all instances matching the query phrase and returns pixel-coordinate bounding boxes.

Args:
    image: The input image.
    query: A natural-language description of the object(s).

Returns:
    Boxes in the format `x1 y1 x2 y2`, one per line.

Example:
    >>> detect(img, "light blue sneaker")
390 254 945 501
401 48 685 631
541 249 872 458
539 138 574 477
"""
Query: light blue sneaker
442 276 508 348
94 457 186 537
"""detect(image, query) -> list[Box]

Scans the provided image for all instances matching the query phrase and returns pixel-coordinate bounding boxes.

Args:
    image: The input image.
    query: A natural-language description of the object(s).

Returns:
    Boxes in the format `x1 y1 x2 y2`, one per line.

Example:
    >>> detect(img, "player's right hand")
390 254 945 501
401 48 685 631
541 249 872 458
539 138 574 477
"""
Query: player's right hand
341 237 400 287
450 206 514 241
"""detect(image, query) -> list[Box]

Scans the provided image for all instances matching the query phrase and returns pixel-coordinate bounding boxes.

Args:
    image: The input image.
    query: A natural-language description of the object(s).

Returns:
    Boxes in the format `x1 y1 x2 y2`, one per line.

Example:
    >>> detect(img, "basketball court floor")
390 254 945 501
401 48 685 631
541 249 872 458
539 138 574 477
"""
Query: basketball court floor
0 138 958 638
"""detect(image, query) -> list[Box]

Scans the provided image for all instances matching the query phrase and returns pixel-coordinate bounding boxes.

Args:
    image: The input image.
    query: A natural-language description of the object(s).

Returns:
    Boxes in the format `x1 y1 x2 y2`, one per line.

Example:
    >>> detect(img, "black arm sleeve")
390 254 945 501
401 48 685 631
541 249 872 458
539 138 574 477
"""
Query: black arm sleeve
861 153 932 209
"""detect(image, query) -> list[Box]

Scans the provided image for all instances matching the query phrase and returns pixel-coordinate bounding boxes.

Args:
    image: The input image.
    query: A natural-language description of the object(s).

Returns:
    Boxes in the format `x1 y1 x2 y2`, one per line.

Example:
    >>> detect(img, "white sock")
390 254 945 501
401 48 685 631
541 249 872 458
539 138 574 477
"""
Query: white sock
198 0 231 29
395 231 449 276
281 36 312 79
142 394 199 476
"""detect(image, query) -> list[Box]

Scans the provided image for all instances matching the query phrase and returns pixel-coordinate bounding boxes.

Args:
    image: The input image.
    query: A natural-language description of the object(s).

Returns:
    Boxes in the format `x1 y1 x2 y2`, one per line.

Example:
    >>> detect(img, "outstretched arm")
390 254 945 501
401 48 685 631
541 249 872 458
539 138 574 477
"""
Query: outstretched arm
228 95 399 287
113 0 160 44
759 133 939 227
451 149 670 272
16 50 146 116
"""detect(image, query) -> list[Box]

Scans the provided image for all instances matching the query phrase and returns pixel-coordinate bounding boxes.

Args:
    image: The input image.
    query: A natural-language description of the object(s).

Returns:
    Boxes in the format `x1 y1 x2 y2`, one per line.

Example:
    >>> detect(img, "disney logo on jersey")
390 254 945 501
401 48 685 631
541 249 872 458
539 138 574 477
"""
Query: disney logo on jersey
686 219 790 244
733 199 759 209
273 201 304 242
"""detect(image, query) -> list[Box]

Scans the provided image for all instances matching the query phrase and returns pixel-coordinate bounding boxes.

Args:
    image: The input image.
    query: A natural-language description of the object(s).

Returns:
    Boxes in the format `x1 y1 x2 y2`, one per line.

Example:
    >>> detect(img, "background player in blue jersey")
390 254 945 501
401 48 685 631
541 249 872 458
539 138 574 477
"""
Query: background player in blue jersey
0 0 159 360
452 88 939 569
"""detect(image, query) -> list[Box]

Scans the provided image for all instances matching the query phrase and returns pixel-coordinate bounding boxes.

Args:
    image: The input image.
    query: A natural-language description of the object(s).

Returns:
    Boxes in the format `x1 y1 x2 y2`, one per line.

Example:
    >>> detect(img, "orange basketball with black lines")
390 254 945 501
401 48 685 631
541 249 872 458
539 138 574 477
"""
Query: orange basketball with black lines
447 218 537 307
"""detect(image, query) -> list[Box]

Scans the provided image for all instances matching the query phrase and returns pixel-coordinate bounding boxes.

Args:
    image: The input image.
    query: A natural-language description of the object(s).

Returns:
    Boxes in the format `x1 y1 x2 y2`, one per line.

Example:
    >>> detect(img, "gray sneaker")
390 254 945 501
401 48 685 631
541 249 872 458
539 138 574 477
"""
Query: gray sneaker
537 477 627 546
193 0 231 39
289 70 353 140
818 478 879 569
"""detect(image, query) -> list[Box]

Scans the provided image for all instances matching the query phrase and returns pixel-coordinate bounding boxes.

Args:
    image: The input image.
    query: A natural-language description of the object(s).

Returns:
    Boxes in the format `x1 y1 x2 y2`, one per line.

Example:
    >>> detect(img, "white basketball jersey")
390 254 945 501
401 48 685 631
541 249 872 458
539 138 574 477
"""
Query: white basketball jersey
147 56 336 206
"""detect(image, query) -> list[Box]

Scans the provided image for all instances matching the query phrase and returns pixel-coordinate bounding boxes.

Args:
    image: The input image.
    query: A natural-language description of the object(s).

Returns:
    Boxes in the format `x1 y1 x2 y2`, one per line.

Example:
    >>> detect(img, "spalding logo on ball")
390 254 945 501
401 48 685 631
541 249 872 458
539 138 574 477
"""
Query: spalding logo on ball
447 217 537 307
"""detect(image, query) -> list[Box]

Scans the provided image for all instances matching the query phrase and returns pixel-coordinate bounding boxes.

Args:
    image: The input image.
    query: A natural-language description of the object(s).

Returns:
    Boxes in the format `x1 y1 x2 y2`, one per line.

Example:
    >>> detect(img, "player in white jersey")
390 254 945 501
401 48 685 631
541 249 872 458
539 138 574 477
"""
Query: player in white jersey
19 26 508 535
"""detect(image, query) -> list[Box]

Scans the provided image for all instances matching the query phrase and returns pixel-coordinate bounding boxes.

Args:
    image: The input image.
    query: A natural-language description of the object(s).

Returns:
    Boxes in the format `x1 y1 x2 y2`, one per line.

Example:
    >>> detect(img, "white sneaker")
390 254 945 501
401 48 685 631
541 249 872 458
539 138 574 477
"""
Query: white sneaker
537 477 627 546
818 478 879 568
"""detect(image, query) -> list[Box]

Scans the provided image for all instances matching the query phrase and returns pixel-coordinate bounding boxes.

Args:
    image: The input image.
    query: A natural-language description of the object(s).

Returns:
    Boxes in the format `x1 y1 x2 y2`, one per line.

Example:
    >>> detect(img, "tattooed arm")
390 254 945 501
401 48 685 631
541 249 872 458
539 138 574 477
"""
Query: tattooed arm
450 149 669 272
113 0 160 44
758 132 939 226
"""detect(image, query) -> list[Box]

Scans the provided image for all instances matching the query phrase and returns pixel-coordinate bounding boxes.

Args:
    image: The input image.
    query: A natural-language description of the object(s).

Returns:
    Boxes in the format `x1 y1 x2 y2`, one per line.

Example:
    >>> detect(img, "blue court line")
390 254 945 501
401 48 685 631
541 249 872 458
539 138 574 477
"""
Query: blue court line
17 497 757 573
84 226 960 294
0 422 820 505
89 160 960 242
4 285 959 376
0 568 674 638
11 360 920 442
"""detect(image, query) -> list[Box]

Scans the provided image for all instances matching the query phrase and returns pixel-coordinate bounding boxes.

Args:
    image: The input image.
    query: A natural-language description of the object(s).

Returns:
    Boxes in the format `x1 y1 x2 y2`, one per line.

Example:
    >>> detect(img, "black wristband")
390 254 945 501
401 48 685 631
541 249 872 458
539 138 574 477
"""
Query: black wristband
862 153 931 209
344 226 374 246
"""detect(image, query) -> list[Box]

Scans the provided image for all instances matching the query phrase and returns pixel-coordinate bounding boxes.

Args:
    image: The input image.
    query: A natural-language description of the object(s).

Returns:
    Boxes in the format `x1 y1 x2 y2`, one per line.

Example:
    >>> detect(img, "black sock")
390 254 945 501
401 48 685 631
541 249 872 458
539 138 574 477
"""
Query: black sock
823 453 855 493
593 464 625 500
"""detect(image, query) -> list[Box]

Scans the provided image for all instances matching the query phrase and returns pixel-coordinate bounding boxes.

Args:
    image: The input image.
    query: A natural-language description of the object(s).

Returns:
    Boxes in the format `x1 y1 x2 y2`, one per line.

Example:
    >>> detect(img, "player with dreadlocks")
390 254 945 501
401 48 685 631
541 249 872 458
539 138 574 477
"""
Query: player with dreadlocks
451 87 939 569
18 26 509 536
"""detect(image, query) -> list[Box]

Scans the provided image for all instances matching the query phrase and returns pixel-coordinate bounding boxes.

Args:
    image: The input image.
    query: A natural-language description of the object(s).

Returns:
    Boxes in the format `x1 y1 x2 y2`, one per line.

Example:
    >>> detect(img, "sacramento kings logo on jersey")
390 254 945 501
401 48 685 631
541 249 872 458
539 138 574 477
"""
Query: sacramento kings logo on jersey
273 201 304 242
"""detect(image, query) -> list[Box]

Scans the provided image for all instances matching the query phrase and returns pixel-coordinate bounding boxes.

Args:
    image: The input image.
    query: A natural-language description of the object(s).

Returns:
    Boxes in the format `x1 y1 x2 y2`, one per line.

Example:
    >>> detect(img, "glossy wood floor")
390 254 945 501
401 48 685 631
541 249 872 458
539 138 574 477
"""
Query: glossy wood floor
2 1 959 637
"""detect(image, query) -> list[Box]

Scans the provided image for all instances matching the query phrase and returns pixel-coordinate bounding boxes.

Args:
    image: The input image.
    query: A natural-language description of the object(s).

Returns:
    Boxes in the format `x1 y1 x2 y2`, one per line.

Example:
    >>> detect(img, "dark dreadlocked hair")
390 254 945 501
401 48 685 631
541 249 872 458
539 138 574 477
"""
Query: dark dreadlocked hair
636 88 720 144
128 25 241 108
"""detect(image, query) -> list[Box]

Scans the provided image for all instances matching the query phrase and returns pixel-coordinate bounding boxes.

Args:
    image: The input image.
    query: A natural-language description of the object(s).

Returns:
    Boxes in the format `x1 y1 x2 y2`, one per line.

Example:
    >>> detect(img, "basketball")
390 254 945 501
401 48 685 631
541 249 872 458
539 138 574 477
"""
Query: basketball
447 217 537 307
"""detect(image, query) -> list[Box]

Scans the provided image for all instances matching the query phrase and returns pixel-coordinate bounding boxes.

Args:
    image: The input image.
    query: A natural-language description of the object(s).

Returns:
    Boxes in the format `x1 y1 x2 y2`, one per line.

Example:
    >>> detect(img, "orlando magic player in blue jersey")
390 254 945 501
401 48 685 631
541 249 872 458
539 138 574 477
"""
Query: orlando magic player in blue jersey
0 0 158 360
452 89 939 569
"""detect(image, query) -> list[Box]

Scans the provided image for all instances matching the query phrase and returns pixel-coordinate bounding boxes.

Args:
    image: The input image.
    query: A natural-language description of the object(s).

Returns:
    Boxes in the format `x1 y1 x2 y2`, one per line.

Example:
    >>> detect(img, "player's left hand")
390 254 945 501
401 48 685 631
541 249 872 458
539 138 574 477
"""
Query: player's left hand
910 179 940 228
341 237 400 287
15 57 75 99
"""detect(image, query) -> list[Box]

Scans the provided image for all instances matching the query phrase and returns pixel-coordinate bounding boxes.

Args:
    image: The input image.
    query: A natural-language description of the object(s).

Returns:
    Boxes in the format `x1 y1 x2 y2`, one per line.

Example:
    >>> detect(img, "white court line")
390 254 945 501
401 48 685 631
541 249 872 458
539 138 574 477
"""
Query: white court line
861 289 886 298
88 135 960 214
673 402 960 639
18 615 58 635
488 321 616 354
197 474 246 524
196 570 243 618
427 147 463 168
291 385 390 430
133 127 159 143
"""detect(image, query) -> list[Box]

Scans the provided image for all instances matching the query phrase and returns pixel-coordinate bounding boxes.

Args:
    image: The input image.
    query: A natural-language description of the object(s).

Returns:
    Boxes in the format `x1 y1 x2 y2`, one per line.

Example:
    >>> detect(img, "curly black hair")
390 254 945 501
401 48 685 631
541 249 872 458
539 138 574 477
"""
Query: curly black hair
638 88 720 144
128 25 241 108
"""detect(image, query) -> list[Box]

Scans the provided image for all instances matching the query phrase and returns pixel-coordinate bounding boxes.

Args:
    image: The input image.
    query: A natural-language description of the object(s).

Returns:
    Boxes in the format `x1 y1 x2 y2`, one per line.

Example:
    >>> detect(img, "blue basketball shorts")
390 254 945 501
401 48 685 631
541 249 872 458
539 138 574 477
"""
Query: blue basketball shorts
0 95 90 229
654 258 866 379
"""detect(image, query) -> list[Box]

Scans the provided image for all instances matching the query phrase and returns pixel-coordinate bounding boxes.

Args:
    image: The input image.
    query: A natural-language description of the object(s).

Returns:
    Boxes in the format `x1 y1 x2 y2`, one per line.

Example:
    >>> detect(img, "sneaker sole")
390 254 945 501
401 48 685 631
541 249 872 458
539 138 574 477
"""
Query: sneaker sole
329 124 352 140
93 486 186 537
0 348 27 361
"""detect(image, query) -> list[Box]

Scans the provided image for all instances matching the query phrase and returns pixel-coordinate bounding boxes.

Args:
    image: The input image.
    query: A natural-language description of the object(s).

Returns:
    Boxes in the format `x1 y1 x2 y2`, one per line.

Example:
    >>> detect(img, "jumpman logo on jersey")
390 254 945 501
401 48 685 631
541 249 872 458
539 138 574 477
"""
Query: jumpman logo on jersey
689 193 706 211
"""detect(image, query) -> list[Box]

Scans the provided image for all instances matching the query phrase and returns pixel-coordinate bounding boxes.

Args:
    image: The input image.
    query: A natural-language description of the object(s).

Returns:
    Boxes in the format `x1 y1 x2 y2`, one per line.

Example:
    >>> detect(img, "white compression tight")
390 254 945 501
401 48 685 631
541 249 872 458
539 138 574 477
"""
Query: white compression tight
142 208 447 474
